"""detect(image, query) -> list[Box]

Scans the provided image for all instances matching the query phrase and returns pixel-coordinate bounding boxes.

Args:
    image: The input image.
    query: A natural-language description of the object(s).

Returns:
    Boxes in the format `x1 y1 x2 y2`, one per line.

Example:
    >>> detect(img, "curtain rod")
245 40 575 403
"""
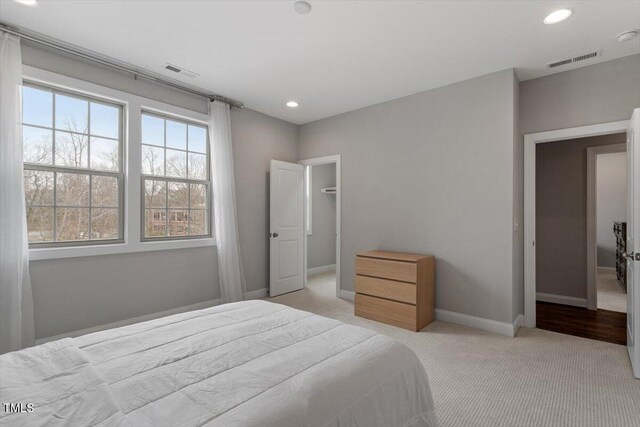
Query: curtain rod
0 23 244 109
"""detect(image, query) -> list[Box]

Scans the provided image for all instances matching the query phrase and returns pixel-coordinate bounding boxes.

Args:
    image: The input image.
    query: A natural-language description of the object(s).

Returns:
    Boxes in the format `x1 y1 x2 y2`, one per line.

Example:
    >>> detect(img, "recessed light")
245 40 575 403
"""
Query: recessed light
14 0 37 6
544 9 572 25
286 101 299 108
617 30 639 43
294 1 311 15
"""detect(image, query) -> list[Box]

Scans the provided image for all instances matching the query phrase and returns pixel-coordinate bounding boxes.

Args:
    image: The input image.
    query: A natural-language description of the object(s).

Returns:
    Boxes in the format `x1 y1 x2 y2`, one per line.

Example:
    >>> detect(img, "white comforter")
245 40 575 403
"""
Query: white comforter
0 300 437 427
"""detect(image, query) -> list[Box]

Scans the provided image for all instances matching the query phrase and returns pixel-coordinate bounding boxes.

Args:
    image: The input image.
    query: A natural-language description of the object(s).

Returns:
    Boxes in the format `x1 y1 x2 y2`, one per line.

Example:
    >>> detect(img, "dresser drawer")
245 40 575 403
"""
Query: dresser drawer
355 257 417 283
355 275 417 304
354 293 417 329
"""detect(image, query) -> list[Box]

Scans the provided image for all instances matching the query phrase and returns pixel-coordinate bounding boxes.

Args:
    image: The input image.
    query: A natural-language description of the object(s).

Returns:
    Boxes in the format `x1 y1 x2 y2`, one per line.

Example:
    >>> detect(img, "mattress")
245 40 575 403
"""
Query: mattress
0 300 437 427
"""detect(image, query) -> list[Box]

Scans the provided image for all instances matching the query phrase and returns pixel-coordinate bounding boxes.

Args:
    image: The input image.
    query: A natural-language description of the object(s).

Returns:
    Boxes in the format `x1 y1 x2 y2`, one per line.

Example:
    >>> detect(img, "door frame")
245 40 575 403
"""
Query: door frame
524 120 629 328
298 155 341 298
586 143 627 310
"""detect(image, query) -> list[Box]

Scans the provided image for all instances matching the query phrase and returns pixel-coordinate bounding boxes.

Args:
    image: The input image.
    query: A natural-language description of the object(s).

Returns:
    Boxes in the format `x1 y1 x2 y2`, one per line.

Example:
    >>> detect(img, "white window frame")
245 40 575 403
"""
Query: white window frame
25 66 215 261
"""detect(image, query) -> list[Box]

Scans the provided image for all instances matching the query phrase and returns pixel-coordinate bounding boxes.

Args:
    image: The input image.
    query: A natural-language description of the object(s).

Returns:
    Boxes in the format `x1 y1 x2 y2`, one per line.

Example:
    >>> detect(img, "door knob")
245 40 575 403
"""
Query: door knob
269 232 279 238
624 252 640 261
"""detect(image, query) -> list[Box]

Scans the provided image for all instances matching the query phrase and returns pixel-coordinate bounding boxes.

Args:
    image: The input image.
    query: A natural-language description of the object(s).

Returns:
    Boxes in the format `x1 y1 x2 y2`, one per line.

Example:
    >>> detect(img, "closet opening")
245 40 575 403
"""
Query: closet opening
300 155 341 298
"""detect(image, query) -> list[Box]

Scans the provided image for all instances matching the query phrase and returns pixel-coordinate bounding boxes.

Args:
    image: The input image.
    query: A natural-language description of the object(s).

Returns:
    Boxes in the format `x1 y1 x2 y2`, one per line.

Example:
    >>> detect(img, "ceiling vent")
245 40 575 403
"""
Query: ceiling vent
163 63 198 78
547 50 601 69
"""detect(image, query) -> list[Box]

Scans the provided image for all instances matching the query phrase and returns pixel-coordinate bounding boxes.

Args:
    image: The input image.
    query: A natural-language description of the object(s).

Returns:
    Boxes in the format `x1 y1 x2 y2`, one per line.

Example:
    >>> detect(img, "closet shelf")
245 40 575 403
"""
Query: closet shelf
320 186 337 194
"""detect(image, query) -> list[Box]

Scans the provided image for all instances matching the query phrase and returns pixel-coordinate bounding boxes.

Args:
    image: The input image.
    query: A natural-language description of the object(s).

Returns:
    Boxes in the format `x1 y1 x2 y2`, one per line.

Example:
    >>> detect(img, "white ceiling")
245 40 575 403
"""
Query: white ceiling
1 0 639 124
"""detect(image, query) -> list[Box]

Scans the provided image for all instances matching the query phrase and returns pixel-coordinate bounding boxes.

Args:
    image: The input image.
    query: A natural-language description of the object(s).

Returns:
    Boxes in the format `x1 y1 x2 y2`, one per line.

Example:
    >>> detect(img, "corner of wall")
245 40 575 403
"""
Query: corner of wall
512 69 524 321
295 122 302 160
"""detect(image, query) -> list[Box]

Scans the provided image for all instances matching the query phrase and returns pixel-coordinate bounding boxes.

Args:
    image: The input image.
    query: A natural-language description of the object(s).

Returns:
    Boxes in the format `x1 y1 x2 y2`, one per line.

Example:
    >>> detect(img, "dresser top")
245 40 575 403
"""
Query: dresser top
357 250 433 263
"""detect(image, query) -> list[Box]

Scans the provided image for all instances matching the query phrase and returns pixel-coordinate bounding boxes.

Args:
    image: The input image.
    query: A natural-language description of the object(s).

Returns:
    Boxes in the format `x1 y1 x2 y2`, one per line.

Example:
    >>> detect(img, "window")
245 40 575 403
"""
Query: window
22 67 215 260
22 83 123 246
141 112 210 240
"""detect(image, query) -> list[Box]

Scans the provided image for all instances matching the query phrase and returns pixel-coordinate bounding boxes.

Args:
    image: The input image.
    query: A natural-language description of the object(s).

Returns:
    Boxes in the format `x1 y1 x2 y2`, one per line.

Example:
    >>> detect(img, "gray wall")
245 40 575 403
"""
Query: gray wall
22 42 298 339
299 69 518 324
596 152 627 268
535 133 626 299
307 163 336 269
520 54 640 135
231 108 299 293
30 247 218 339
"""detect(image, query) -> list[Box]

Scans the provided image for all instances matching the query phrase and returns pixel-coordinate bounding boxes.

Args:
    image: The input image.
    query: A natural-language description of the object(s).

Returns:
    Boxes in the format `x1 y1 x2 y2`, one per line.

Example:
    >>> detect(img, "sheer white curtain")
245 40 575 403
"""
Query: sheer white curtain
209 101 246 303
0 32 34 354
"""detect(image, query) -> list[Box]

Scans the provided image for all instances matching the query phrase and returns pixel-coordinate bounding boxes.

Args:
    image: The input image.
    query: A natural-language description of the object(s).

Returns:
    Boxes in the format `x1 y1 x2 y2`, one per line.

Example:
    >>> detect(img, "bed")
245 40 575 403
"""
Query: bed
0 300 437 427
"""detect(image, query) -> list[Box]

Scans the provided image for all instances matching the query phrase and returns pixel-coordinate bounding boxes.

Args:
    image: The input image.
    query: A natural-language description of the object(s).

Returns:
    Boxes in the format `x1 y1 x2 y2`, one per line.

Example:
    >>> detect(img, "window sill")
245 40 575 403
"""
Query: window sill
29 237 217 261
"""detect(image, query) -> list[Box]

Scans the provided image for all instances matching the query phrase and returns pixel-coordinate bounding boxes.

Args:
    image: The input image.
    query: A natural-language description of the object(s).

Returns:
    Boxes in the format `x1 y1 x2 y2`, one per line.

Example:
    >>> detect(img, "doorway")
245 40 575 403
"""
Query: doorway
268 156 341 299
522 110 638 377
299 155 341 298
532 133 627 345
524 120 629 325
591 147 628 314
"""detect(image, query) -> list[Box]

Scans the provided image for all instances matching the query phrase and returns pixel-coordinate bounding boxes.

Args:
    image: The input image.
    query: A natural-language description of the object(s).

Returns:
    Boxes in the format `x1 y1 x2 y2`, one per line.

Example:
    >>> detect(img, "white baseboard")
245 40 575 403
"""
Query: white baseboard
36 287 271 345
435 309 522 337
246 288 268 299
307 264 336 276
340 290 355 302
513 314 524 336
536 292 587 308
597 266 616 273
345 288 520 337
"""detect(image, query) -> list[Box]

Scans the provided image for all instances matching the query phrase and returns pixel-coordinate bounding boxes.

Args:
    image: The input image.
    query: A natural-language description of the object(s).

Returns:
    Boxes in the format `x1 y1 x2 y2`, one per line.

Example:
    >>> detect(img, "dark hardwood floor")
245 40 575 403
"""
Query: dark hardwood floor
536 301 627 346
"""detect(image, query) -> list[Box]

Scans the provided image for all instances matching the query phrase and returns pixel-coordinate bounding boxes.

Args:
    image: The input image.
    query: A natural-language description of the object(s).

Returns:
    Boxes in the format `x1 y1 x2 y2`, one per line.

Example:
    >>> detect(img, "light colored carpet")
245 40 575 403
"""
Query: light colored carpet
268 272 640 427
597 268 627 313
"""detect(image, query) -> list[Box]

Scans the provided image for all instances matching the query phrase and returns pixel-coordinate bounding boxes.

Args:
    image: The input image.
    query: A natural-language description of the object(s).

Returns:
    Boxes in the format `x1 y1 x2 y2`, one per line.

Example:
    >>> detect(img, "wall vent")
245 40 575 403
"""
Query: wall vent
548 58 572 68
163 63 199 78
547 50 601 69
573 51 599 62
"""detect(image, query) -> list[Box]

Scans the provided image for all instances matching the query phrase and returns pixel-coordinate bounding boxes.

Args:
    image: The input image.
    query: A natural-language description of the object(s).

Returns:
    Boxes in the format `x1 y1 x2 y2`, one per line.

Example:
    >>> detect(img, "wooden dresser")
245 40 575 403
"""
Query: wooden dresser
354 250 435 331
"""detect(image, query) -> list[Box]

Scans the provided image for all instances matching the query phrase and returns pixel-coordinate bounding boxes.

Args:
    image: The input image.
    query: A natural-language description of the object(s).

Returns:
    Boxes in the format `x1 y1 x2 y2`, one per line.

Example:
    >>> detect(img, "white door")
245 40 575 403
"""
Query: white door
627 108 640 378
270 160 304 297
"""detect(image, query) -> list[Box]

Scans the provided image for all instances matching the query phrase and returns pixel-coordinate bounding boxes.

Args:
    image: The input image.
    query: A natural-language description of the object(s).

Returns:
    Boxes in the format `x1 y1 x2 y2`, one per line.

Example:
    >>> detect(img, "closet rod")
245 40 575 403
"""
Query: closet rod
0 23 244 108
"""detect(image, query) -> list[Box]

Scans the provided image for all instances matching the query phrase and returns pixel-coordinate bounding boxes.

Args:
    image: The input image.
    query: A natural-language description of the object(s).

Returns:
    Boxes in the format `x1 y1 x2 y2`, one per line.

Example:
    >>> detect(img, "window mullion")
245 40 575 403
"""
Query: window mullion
186 123 189 181
140 174 206 185
87 102 91 171
187 182 191 235
53 171 57 241
52 92 57 168
88 174 93 241
25 163 121 178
